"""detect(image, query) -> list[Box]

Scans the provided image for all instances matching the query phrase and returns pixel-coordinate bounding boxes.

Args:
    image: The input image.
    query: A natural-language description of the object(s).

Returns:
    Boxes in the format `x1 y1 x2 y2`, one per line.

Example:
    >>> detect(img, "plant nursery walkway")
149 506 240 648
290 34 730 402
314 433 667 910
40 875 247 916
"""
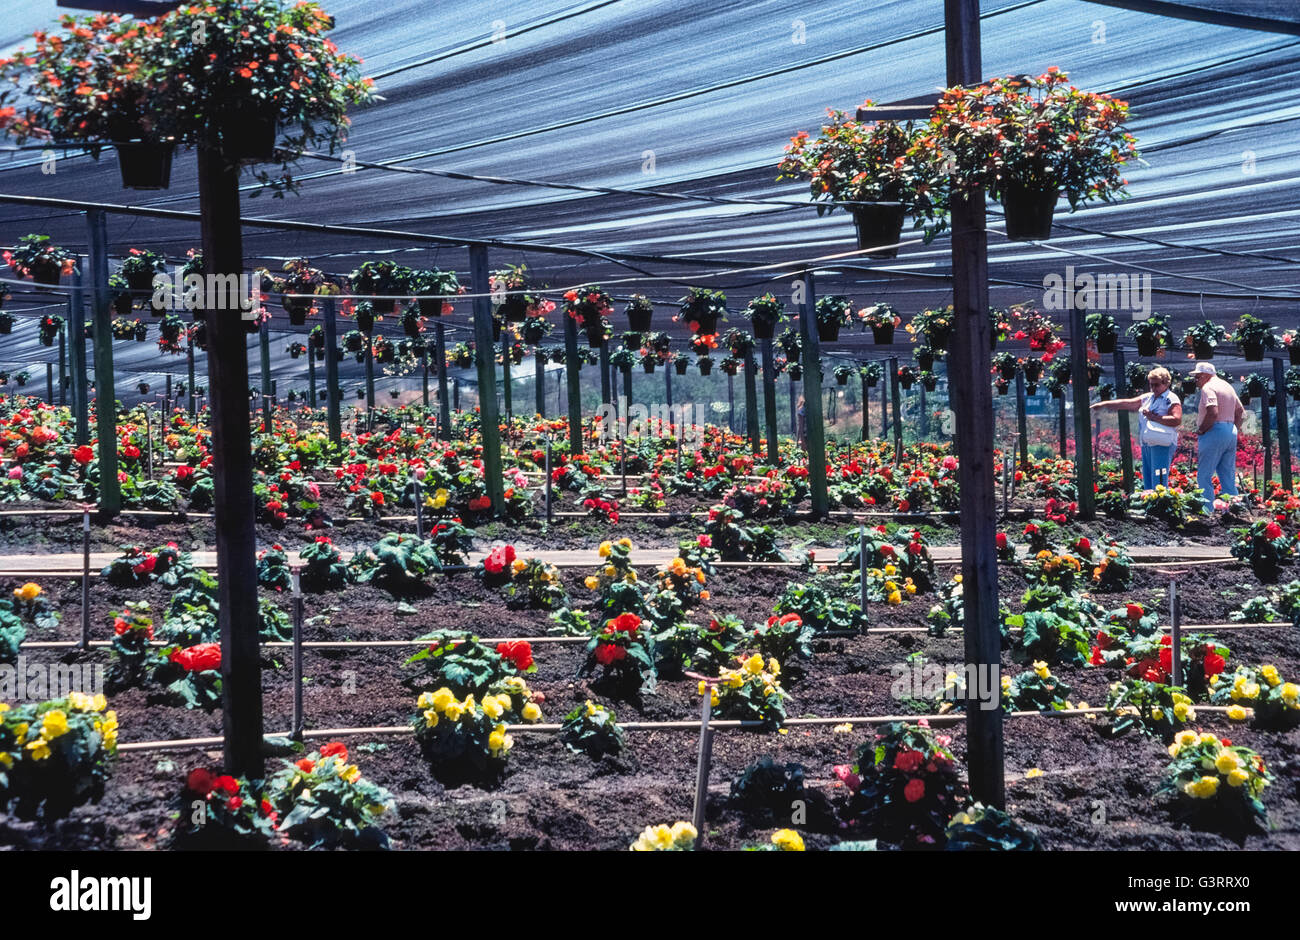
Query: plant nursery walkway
0 543 1233 577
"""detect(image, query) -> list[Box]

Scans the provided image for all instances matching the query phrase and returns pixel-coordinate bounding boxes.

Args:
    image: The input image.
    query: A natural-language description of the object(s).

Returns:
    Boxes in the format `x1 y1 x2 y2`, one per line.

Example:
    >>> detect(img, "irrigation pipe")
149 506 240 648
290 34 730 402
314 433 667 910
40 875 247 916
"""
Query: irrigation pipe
15 621 1284 653
111 705 1254 753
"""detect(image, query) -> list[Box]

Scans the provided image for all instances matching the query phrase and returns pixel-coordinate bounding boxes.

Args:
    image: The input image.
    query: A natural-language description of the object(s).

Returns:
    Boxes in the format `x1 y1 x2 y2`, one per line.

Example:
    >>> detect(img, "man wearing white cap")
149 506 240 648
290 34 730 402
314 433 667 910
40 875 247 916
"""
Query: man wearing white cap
1192 362 1244 509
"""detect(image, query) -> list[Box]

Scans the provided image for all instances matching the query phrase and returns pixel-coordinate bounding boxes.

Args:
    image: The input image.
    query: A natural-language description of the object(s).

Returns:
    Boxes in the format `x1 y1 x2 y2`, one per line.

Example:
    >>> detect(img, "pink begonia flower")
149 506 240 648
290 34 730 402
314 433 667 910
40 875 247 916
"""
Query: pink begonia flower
6 465 21 479
831 764 860 791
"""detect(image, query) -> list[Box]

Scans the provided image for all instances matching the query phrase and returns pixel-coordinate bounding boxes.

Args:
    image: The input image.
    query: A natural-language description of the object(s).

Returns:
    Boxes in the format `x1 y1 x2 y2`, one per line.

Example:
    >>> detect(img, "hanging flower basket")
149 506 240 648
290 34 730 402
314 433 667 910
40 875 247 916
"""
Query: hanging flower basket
850 203 907 258
1135 337 1158 357
921 372 938 392
835 372 848 386
356 307 375 333
498 297 529 323
786 363 802 381
1000 183 1058 241
916 349 934 372
134 322 149 342
817 321 841 342
0 313 10 335
698 358 714 376
1096 333 1117 354
1241 342 1264 362
113 292 133 317
642 360 656 374
584 323 605 348
674 358 688 376
402 313 423 338
282 297 312 326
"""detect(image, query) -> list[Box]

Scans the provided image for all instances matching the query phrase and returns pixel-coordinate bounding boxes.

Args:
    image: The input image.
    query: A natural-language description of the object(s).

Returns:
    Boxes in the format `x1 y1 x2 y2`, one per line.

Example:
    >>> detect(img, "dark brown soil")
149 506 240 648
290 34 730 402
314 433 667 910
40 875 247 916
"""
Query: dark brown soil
2 553 1299 851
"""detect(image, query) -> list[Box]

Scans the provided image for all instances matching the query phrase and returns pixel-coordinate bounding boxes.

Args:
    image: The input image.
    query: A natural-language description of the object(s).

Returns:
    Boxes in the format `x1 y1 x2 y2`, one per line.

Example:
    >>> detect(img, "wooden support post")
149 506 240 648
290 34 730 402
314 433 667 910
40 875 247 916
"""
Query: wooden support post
197 144 262 778
85 210 120 516
259 320 272 433
1274 355 1292 491
544 437 553 525
364 331 375 415
308 343 317 411
1015 369 1029 469
454 376 461 414
57 324 66 406
69 274 89 442
744 349 760 456
880 367 888 438
1113 347 1134 493
760 336 779 464
563 311 582 455
1057 392 1067 458
1070 299 1095 518
1262 390 1272 489
889 356 903 462
534 350 545 417
622 365 632 419
945 0 1002 809
469 246 505 514
322 298 342 446
599 341 612 407
45 361 53 403
501 327 513 423
919 381 929 439
797 272 829 516
186 330 196 419
435 320 450 439
861 373 870 442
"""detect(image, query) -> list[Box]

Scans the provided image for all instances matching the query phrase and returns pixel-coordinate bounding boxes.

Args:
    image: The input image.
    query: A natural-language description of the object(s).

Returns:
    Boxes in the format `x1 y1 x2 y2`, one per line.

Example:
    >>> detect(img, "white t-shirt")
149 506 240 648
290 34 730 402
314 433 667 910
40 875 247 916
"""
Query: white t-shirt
1139 390 1180 447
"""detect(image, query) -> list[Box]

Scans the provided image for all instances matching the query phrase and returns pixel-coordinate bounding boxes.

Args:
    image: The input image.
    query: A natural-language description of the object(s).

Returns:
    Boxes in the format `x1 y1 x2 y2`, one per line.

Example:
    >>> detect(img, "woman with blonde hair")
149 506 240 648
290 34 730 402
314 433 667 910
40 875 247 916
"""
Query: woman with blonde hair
1091 366 1182 490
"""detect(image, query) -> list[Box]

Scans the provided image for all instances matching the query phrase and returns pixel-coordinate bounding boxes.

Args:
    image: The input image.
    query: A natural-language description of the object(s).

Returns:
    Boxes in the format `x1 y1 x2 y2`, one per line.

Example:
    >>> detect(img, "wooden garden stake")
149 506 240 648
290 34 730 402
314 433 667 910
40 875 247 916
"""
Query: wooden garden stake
80 504 91 650
692 679 715 846
562 310 582 456
1170 581 1181 688
412 472 424 539
858 525 869 628
544 437 553 525
291 565 304 742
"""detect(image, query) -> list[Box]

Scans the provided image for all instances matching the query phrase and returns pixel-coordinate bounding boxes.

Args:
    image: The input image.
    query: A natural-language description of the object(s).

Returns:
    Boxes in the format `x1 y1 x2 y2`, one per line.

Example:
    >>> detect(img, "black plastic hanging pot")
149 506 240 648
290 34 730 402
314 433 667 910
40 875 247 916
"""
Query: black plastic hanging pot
221 112 278 164
674 359 688 376
1096 333 1117 354
113 139 175 190
284 297 311 326
689 313 718 335
1000 183 1058 241
642 361 655 374
835 374 848 386
499 298 529 323
1241 342 1264 362
29 262 61 285
1289 345 1300 365
849 203 906 258
1192 341 1214 360
113 293 133 317
917 351 934 372
871 324 895 345
628 308 653 332
817 320 841 343
1135 337 1158 357
356 309 374 333
752 316 776 340
698 359 713 376
0 318 11 336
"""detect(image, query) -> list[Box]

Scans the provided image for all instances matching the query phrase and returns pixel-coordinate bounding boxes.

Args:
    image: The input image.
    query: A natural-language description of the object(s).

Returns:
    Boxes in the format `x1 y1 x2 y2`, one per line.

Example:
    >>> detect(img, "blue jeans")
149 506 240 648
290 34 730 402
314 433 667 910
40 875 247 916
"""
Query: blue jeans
1141 443 1175 490
1197 422 1238 507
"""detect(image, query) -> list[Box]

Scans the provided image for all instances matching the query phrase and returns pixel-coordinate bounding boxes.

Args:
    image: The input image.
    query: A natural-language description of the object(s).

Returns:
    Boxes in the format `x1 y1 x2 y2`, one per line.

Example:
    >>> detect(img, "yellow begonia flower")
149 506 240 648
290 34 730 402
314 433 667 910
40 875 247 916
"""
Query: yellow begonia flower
14 582 41 602
1225 705 1249 721
771 829 805 851
521 702 542 722
598 541 612 558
